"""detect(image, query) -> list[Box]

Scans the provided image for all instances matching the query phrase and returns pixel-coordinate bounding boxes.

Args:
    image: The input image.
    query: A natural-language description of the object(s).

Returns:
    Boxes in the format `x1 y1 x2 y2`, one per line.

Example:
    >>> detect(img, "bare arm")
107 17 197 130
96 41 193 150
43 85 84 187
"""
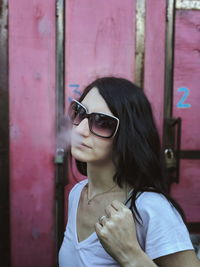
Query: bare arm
121 249 158 267
154 250 200 267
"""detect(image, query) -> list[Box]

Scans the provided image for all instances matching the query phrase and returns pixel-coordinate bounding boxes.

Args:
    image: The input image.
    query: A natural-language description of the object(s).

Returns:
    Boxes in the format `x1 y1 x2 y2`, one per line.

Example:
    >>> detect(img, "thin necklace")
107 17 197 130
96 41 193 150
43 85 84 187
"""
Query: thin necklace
86 184 117 205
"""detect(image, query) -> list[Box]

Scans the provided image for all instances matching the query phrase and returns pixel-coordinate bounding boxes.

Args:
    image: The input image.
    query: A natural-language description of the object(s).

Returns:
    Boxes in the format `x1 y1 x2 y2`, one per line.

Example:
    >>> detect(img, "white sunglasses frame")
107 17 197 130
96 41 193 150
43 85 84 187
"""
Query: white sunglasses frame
70 99 120 138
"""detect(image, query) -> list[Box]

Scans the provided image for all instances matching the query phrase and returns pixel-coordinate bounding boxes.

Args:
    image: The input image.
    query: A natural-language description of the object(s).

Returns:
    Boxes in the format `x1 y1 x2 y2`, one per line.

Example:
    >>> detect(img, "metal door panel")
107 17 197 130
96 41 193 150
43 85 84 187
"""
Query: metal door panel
173 10 200 150
170 7 200 225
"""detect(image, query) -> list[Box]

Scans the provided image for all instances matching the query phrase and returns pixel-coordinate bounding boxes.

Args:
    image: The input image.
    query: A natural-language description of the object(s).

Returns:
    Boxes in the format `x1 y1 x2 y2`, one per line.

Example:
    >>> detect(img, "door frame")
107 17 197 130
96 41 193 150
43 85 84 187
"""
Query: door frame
0 0 10 266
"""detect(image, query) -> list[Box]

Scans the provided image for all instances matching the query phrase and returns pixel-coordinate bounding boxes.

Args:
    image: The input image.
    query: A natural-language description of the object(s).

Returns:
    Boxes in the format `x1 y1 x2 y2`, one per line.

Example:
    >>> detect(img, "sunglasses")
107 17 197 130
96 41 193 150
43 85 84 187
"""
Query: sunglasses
69 99 119 138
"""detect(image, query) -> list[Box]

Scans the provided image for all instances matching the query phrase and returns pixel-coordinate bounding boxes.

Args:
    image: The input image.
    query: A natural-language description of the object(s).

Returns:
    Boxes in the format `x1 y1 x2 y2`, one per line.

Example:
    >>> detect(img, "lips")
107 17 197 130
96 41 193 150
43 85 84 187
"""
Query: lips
81 143 91 148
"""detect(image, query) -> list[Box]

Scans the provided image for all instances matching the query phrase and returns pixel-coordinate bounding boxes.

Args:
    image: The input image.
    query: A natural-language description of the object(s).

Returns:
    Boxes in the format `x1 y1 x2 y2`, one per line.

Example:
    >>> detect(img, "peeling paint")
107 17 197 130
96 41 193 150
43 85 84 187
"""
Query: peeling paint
34 5 43 20
38 17 51 36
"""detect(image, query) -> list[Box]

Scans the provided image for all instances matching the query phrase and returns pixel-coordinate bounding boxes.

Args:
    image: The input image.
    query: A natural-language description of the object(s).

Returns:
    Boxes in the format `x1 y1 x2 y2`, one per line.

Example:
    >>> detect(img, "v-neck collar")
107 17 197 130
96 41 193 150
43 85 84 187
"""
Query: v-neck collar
72 179 134 248
73 179 97 248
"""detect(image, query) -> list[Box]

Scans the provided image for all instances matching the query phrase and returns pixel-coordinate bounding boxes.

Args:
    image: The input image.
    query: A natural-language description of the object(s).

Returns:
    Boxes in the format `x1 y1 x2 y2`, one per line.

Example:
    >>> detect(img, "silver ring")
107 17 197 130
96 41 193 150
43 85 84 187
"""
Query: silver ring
99 215 107 224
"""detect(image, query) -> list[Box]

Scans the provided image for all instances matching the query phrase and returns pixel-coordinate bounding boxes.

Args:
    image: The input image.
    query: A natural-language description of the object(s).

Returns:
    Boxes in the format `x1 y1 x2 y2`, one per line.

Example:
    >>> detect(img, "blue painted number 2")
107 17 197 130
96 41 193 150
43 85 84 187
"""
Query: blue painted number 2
176 87 191 108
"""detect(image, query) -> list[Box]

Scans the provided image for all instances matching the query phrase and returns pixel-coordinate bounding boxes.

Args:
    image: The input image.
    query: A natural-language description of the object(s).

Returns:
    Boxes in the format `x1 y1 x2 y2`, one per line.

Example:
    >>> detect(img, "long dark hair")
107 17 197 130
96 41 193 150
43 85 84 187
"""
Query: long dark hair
73 77 185 223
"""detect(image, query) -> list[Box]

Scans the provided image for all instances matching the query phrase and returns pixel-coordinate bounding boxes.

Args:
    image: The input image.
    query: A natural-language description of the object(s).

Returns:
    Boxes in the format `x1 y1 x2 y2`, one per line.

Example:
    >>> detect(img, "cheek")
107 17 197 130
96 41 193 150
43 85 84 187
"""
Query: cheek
71 144 94 162
92 139 113 159
71 145 85 159
71 138 114 162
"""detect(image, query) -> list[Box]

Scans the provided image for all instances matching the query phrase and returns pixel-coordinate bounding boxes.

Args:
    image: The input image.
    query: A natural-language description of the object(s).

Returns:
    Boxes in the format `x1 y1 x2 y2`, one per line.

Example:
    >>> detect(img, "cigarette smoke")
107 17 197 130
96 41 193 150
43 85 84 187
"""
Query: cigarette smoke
56 115 83 151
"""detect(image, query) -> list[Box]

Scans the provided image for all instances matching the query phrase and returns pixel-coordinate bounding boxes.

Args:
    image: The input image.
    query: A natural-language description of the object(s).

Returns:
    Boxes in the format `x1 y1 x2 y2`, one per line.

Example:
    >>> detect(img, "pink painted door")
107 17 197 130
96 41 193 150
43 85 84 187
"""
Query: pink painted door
171 9 200 227
9 0 56 266
64 0 168 193
64 1 200 231
8 1 200 267
63 0 170 226
64 0 136 191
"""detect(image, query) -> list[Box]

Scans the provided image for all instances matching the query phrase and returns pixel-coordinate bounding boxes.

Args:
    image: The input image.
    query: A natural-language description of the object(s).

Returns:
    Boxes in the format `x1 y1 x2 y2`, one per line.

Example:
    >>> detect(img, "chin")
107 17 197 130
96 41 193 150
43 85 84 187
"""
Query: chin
71 146 89 162
71 145 112 164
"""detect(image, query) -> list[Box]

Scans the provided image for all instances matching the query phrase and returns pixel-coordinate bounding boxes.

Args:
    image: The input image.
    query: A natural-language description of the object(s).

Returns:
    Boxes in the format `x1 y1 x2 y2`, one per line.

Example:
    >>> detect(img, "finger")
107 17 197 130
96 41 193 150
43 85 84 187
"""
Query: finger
111 200 125 211
99 215 108 226
104 204 117 218
94 222 102 236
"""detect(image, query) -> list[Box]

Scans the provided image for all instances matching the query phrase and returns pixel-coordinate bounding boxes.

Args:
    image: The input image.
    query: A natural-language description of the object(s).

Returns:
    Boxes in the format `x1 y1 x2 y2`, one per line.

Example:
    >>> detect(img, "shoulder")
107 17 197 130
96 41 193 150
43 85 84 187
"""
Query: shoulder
68 179 88 205
136 191 180 220
67 179 88 214
69 179 88 199
136 191 171 207
135 192 194 259
70 179 88 193
135 191 186 232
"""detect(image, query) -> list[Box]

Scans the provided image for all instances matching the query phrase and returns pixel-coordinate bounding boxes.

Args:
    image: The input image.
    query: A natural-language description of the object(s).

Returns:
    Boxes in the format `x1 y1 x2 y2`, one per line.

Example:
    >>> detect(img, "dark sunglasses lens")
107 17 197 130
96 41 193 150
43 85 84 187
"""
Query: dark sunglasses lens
69 101 86 125
90 114 118 137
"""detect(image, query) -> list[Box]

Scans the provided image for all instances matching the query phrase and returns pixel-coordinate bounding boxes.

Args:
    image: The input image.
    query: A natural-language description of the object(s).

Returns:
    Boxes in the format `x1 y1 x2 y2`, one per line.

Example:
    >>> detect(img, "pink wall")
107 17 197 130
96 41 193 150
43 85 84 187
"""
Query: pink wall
171 10 200 222
64 1 200 225
8 1 200 266
173 10 200 151
9 0 56 266
64 0 167 190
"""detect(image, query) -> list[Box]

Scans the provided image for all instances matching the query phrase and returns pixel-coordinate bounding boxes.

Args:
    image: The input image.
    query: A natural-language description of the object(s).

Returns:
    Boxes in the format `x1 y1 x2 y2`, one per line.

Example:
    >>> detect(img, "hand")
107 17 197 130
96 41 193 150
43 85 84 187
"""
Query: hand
94 200 141 266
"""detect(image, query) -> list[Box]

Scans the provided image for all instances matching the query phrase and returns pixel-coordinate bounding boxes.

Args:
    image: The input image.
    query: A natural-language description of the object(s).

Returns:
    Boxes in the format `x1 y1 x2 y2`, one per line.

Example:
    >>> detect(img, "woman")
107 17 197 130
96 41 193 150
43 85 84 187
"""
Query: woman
59 77 199 267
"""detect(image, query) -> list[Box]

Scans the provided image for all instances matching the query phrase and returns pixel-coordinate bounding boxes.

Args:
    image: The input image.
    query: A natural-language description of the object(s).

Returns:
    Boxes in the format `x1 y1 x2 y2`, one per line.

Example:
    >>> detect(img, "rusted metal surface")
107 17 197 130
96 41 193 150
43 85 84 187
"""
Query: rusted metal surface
55 0 66 263
56 0 65 119
135 0 146 88
163 0 176 120
0 0 10 266
162 0 177 185
176 0 200 10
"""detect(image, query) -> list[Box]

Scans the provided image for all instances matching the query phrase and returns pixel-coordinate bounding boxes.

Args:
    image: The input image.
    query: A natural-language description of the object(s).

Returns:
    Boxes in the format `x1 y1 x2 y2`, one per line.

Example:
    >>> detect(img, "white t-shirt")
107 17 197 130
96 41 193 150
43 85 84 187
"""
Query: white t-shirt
59 179 193 266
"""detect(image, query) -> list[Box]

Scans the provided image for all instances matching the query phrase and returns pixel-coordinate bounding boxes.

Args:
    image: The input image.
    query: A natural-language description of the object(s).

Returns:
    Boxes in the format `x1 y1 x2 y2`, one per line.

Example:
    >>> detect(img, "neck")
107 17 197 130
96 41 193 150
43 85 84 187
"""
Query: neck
86 160 118 197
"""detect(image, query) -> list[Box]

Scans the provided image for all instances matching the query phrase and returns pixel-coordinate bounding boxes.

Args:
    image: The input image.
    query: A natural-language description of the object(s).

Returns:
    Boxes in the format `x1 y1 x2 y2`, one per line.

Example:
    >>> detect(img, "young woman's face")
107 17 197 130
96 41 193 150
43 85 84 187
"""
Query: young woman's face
71 87 115 164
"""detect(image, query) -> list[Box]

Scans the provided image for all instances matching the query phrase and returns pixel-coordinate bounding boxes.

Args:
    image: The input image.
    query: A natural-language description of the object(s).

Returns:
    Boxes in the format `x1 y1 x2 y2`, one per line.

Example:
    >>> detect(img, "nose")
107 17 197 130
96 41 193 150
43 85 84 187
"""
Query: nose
75 118 90 137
